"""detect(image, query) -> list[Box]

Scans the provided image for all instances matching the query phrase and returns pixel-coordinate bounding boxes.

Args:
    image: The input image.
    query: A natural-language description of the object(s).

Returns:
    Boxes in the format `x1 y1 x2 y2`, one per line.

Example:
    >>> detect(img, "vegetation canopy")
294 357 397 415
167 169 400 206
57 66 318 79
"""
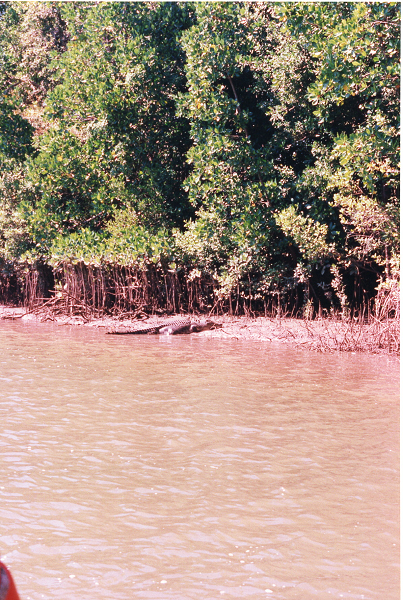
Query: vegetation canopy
0 1 399 321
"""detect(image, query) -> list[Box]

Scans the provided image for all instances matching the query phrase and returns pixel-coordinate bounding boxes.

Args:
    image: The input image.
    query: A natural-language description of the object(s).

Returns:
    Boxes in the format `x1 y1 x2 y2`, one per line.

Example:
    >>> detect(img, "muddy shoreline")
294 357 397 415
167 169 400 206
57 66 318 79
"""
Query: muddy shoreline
0 305 399 355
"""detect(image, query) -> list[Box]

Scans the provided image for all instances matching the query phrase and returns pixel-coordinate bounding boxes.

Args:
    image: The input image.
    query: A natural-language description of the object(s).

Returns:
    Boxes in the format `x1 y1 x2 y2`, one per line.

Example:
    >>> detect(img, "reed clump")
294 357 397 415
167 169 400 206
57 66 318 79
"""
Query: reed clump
301 316 399 354
301 278 400 355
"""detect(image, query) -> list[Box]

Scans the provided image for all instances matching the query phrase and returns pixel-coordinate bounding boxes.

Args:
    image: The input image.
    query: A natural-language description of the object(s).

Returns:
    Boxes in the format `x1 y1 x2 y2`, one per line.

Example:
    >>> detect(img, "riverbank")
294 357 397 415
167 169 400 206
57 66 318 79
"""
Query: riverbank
0 304 399 355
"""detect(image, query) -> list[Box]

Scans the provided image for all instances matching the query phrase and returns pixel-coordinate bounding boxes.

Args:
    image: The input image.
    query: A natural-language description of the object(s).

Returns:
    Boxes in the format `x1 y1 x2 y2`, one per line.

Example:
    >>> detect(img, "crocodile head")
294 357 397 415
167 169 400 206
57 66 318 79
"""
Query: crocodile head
189 319 217 333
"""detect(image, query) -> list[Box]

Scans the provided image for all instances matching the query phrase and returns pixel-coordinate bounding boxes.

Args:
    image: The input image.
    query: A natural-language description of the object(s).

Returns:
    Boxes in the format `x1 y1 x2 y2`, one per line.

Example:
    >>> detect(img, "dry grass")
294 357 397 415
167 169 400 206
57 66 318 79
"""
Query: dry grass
300 316 399 354
300 279 400 354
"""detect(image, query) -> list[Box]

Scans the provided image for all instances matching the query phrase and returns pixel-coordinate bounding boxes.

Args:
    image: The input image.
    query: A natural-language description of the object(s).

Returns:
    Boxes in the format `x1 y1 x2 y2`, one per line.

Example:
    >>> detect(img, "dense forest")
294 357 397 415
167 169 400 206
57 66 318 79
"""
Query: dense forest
0 1 399 317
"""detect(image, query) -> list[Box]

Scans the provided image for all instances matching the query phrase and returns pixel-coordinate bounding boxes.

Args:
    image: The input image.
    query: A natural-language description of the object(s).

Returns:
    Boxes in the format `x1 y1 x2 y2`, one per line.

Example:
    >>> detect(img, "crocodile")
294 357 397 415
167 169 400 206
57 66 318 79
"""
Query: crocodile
107 318 220 335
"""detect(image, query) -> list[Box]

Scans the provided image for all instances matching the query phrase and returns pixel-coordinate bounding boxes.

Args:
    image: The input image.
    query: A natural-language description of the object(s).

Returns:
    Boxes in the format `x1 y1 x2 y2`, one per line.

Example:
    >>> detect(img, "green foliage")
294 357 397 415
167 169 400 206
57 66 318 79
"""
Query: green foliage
176 2 338 300
104 208 173 267
0 1 399 313
0 159 33 260
24 1 194 246
45 213 172 269
0 1 69 108
0 102 34 161
22 127 130 244
0 98 35 263
282 1 400 275
274 205 333 264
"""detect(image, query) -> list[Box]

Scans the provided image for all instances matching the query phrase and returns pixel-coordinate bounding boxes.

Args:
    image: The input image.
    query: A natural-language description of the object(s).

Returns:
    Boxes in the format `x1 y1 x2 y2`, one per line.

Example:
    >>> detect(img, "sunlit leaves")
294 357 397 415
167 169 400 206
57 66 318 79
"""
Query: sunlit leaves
24 2 194 247
282 1 400 274
275 205 332 264
0 1 399 311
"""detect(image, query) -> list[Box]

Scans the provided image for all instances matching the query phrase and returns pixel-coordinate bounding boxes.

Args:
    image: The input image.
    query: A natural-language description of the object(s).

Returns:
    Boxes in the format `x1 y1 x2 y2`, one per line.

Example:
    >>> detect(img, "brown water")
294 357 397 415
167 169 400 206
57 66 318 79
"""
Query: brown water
0 322 399 600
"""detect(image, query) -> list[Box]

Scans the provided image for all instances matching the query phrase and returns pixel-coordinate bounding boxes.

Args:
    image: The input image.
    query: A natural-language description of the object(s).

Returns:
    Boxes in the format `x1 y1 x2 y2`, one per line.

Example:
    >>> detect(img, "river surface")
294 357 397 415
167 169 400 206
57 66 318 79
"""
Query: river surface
0 322 399 600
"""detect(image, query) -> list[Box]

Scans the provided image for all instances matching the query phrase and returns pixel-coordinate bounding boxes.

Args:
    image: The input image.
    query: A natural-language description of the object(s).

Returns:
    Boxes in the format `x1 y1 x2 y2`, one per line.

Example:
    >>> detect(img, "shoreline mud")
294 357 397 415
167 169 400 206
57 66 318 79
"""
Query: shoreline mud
0 305 399 355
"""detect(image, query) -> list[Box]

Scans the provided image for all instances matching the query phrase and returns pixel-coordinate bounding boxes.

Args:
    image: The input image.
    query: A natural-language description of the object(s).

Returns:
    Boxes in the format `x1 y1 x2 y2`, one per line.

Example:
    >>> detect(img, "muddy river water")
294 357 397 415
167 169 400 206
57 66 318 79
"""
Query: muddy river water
0 322 399 600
